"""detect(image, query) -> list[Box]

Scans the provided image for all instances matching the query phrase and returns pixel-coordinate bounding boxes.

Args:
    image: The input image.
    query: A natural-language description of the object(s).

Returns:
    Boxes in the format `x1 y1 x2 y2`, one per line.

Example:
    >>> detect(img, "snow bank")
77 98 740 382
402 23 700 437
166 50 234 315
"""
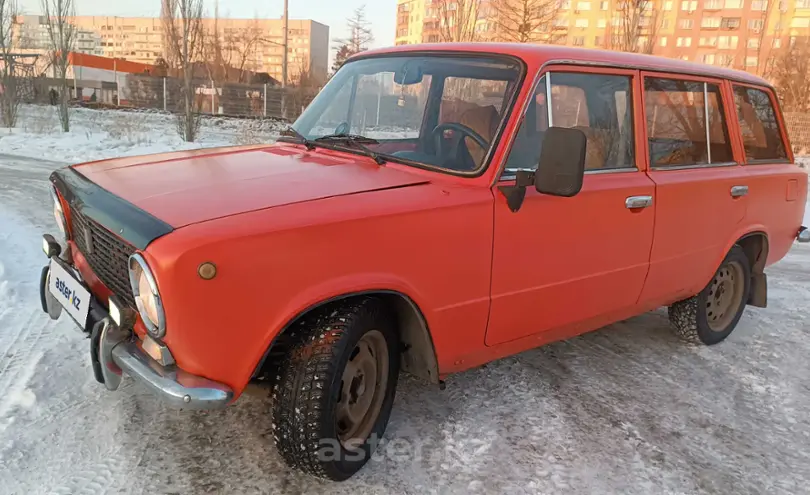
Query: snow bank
0 105 283 164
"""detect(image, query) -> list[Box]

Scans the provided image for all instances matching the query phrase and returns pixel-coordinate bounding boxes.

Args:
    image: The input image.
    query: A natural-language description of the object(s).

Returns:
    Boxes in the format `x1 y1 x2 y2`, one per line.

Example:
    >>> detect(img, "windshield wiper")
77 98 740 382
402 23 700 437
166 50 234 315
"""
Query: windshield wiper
278 126 315 150
314 134 386 165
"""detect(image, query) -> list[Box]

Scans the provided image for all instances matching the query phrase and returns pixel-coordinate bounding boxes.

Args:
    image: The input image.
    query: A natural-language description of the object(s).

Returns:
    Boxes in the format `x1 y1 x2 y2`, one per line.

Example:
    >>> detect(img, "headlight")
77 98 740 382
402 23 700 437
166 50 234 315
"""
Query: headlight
128 253 166 338
50 186 68 239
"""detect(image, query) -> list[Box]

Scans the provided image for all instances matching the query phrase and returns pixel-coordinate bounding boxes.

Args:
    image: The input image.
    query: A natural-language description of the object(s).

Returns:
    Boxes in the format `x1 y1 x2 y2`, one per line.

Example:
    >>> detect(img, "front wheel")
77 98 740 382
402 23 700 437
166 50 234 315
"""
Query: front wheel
271 298 399 481
669 245 751 345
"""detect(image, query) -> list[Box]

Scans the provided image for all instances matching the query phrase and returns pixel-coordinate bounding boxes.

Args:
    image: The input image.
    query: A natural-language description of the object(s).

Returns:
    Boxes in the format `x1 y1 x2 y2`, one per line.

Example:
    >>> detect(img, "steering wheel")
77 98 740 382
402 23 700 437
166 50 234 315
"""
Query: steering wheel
431 123 489 166
334 121 350 135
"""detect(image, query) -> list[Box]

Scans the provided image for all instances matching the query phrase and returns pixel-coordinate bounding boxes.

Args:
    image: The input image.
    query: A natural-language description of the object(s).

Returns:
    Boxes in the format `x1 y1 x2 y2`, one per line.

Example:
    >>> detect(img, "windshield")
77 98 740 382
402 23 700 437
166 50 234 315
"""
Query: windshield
291 54 523 174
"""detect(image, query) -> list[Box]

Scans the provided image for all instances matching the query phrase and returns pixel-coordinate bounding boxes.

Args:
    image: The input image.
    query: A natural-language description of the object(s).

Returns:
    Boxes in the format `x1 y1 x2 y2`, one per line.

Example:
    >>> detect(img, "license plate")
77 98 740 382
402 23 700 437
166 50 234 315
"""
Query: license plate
48 258 91 327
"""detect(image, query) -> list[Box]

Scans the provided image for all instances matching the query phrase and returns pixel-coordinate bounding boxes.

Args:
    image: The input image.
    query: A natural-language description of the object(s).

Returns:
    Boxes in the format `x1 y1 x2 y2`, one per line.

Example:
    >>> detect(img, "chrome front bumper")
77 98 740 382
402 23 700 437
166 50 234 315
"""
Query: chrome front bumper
98 318 233 410
40 246 233 410
799 226 810 243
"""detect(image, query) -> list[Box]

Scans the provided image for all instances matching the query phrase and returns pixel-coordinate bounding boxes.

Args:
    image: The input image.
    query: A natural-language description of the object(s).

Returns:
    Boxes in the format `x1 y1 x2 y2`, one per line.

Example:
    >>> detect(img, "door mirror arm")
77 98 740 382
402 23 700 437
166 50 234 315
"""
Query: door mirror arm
498 170 535 213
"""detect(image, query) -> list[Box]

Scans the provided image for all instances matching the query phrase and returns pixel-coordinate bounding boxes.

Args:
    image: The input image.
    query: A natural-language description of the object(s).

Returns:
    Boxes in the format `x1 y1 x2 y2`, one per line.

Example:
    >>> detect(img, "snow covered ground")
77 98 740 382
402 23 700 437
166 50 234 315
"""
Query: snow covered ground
1 107 810 494
0 105 284 163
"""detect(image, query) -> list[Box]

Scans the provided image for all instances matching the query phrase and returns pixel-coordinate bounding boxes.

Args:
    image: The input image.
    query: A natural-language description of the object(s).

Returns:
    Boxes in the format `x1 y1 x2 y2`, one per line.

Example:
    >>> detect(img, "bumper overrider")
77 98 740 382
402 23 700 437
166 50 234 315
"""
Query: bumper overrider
40 236 233 410
799 226 810 243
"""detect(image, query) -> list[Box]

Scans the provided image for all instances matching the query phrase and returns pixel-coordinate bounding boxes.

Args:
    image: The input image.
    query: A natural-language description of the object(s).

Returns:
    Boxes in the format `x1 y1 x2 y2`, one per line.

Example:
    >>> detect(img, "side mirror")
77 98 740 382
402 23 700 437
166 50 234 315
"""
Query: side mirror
498 126 587 212
534 127 587 197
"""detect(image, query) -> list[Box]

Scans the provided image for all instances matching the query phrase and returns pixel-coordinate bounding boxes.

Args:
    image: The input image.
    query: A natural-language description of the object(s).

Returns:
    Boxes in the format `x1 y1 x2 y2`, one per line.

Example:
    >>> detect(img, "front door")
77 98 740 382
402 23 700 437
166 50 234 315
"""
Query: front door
486 67 656 347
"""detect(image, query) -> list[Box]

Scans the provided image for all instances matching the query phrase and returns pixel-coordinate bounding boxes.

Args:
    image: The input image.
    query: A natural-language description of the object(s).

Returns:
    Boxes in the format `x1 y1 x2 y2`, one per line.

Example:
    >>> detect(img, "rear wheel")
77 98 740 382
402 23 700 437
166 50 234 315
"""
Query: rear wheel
669 245 751 345
271 298 399 481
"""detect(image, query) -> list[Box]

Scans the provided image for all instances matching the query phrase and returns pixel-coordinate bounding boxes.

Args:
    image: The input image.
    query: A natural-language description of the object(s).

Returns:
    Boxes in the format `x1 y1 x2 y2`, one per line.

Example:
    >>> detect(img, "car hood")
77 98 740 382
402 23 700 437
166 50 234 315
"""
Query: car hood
72 144 429 228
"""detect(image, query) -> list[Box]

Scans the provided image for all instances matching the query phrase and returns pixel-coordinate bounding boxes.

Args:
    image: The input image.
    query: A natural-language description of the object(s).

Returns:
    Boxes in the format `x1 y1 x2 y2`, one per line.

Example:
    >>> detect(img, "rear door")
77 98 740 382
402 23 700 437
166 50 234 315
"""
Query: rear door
486 66 656 346
639 73 749 304
729 84 808 265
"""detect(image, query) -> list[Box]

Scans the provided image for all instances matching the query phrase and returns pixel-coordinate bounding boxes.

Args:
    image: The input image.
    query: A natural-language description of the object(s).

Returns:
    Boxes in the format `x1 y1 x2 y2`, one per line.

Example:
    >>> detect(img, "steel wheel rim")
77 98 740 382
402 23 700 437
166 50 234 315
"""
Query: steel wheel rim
706 260 745 332
336 330 389 449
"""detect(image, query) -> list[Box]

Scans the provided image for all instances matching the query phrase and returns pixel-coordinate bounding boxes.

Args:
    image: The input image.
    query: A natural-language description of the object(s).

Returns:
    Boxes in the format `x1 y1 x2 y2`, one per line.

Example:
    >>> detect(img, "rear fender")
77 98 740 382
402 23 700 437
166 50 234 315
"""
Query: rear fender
703 226 770 306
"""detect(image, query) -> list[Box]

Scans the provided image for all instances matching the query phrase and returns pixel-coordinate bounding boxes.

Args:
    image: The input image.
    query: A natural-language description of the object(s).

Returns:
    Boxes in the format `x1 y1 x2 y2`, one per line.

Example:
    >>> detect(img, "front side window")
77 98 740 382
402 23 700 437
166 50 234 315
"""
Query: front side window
292 54 522 174
732 86 787 162
644 78 733 167
504 72 635 173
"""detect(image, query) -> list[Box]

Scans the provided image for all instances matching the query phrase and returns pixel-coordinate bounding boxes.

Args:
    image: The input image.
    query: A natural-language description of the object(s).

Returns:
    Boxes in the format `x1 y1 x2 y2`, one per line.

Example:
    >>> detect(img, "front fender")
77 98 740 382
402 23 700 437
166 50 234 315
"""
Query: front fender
243 273 433 390
144 181 494 400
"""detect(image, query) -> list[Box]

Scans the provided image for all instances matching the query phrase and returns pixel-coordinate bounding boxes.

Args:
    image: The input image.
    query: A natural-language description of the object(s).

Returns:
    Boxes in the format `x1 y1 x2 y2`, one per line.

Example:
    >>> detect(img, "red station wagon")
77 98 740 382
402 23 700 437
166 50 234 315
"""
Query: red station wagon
40 43 809 480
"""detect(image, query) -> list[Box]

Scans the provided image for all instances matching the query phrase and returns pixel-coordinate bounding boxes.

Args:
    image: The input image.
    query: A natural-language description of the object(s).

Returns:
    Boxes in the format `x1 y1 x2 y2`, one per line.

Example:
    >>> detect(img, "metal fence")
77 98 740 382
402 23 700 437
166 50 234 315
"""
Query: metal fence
785 113 810 154
24 75 318 121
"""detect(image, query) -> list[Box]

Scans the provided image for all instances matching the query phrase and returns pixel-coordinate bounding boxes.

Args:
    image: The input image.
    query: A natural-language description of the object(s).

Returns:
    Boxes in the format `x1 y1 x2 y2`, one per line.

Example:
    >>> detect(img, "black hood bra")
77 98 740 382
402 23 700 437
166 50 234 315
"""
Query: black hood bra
50 167 174 250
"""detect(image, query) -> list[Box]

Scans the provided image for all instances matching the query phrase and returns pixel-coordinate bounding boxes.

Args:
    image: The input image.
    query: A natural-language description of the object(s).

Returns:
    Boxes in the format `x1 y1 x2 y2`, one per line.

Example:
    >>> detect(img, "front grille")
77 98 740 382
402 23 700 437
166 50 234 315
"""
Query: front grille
70 208 137 308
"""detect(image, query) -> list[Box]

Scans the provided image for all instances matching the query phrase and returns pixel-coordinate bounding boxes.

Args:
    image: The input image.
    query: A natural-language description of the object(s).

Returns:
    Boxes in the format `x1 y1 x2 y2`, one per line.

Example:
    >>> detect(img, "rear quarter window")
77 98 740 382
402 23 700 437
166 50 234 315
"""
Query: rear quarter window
732 86 788 162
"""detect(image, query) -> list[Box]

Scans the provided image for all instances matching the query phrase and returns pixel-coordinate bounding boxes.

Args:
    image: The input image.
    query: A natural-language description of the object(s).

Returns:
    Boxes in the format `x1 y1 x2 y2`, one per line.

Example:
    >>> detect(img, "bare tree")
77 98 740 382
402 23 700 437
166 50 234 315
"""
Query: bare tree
0 0 20 127
436 0 482 42
162 0 204 142
332 5 374 72
199 4 262 84
489 0 560 43
752 1 787 76
769 36 810 113
225 21 263 83
41 0 76 132
201 1 225 82
288 61 322 116
609 0 662 54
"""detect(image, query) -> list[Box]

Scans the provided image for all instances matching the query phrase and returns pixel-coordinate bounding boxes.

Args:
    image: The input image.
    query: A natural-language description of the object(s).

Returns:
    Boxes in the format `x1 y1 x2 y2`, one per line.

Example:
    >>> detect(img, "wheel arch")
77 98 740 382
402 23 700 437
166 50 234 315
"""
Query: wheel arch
709 228 769 308
251 290 440 385
736 230 770 274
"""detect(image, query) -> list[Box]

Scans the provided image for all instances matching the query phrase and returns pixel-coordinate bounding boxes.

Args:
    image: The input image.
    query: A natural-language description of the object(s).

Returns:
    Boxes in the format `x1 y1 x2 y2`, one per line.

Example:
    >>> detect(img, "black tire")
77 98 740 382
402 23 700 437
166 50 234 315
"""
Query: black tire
270 297 400 481
669 245 751 345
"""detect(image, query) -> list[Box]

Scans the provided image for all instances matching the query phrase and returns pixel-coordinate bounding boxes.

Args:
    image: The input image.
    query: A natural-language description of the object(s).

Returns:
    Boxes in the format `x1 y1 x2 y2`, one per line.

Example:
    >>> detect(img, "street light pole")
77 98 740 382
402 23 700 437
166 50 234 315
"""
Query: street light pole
282 0 289 119
282 0 288 90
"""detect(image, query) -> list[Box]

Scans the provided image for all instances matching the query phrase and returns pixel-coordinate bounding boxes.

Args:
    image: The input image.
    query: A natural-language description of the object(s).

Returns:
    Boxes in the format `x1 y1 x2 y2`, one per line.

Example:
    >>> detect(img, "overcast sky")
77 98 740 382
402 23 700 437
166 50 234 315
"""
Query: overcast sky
18 0 397 50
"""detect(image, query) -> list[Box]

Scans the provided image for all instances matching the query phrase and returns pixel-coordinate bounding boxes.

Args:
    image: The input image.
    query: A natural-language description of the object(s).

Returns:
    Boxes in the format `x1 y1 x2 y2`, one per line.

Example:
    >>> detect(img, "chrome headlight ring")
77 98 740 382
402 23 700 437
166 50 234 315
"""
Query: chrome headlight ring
128 253 166 338
50 185 68 240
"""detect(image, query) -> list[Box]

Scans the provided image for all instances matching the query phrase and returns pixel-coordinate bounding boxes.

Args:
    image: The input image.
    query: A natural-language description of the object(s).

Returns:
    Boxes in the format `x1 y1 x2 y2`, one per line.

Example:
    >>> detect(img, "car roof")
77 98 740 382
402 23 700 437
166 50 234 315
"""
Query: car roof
356 43 771 88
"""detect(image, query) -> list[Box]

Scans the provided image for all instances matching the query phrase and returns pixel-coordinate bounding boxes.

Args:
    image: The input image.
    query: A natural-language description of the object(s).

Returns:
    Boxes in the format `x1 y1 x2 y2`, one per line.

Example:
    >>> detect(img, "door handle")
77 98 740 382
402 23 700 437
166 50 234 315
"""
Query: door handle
731 185 749 198
625 195 653 209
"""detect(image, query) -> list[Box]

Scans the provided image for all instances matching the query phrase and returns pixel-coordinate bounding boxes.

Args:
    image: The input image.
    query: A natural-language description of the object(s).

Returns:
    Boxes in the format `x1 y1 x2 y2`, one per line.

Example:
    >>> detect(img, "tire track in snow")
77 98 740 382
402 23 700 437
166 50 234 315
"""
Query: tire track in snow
0 203 58 436
0 309 48 433
0 306 29 376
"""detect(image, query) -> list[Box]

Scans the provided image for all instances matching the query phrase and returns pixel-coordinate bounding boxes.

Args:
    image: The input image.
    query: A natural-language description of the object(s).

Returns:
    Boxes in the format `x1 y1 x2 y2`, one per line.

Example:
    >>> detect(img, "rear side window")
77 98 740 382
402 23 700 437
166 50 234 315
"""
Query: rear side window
732 86 788 162
644 78 734 167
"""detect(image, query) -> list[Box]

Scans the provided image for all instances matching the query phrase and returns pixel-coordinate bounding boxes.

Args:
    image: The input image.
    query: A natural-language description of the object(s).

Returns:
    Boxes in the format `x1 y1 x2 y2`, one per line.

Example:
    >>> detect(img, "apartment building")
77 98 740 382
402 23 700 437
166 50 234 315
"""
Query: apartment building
395 0 810 73
16 15 329 83
396 0 429 44
395 0 474 44
17 15 104 57
206 18 331 83
655 0 810 71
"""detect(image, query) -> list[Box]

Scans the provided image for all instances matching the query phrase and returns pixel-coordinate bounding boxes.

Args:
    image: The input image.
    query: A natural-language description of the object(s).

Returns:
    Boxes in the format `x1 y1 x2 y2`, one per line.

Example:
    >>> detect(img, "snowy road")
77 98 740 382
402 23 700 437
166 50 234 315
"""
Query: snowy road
1 152 810 494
